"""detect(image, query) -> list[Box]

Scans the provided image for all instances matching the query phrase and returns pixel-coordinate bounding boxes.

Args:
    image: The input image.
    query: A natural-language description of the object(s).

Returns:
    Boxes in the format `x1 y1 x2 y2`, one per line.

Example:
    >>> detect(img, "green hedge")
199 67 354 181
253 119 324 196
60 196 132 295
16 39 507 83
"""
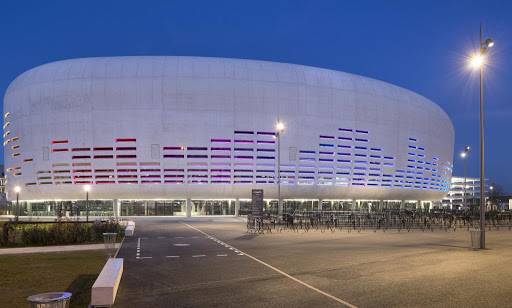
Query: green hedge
20 221 124 246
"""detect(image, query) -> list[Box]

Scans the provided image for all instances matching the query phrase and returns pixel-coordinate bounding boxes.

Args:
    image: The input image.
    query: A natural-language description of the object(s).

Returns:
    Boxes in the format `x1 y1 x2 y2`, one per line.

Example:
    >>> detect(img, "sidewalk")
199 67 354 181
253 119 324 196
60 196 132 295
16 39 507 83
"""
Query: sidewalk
0 243 121 255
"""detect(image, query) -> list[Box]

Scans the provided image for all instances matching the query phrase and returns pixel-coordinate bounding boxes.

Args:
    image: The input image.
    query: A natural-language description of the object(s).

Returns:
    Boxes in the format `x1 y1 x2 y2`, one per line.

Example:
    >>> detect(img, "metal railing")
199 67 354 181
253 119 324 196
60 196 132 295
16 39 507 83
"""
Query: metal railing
246 209 512 233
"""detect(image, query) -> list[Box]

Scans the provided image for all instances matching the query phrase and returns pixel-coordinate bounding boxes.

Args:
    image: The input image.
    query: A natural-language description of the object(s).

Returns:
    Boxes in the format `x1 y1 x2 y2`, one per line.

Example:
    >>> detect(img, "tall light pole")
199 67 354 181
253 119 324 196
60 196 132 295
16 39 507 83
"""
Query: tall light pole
14 186 21 222
468 24 494 249
275 121 285 218
460 146 470 210
84 184 91 223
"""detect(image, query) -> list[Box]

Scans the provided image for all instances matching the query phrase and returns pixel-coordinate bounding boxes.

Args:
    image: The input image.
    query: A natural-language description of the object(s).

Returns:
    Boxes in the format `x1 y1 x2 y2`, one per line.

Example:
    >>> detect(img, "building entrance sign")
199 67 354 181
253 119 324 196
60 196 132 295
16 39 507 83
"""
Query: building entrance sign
251 189 264 217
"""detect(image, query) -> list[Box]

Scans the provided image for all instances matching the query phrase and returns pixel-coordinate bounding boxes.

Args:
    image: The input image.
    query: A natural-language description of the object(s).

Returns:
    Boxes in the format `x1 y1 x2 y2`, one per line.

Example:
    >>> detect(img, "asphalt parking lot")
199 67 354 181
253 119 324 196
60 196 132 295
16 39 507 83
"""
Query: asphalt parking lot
115 218 512 307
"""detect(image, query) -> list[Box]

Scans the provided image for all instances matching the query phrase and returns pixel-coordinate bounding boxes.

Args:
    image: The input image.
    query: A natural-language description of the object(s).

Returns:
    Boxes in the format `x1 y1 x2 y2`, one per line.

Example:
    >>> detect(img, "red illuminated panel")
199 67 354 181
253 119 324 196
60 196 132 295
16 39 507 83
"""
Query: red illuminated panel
52 148 68 152
93 155 114 159
93 147 114 151
73 169 92 173
117 162 137 166
95 175 114 179
95 169 115 173
117 169 137 173
72 155 91 159
116 138 136 142
116 147 136 151
116 155 137 159
163 146 184 150
72 162 91 167
163 154 185 158
73 175 93 179
52 140 68 144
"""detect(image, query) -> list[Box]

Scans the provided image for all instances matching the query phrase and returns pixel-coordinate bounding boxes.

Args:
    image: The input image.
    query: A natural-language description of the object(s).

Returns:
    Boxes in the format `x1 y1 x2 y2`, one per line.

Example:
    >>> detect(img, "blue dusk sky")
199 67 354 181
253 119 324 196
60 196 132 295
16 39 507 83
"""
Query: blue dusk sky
1 1 511 192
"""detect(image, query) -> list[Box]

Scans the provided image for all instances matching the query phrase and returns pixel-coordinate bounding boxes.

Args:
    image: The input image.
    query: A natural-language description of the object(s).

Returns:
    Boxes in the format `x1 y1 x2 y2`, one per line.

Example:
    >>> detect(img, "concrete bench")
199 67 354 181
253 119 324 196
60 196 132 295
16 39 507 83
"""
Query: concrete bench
125 221 135 236
119 220 135 237
91 258 123 307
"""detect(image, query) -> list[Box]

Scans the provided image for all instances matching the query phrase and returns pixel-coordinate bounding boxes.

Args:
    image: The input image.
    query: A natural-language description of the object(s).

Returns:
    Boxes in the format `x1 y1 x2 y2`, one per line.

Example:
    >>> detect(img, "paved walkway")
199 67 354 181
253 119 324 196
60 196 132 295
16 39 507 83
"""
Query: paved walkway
0 243 121 255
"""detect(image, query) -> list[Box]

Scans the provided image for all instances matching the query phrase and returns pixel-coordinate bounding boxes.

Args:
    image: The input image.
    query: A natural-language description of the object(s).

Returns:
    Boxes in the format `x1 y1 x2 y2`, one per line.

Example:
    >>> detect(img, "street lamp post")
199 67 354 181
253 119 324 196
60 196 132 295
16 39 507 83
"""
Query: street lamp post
489 185 494 210
460 146 470 210
84 185 91 223
275 121 285 218
468 25 494 249
14 186 21 222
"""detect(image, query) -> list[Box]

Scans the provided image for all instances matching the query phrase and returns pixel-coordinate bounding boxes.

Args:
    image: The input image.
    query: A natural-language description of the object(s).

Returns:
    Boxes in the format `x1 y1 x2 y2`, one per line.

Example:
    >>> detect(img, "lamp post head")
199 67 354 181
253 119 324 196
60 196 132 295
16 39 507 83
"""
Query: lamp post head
483 38 494 49
14 186 21 193
470 38 494 69
83 184 91 192
469 53 486 69
465 145 471 152
460 152 467 159
275 122 285 133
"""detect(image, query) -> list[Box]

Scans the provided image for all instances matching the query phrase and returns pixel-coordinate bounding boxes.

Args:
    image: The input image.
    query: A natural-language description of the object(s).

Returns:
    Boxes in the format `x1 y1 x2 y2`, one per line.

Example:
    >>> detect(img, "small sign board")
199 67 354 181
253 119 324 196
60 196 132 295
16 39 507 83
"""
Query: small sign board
251 189 264 216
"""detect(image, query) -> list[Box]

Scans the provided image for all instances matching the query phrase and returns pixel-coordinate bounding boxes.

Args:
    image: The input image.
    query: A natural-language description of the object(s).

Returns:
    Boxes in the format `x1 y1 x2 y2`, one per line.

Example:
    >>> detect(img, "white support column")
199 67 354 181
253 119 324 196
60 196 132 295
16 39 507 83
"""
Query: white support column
113 199 120 218
318 199 323 211
351 199 356 210
186 199 192 218
400 200 405 210
235 198 240 216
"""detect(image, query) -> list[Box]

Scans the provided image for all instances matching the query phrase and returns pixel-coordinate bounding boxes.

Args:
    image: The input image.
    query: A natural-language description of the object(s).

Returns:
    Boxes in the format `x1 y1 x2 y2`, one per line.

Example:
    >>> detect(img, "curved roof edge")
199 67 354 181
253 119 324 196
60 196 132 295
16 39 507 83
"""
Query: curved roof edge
4 55 454 132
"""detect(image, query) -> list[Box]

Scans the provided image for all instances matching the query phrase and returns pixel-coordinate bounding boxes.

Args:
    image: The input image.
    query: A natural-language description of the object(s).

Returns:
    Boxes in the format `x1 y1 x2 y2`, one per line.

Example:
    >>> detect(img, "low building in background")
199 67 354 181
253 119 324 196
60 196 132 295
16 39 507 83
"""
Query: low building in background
489 195 512 211
443 176 489 210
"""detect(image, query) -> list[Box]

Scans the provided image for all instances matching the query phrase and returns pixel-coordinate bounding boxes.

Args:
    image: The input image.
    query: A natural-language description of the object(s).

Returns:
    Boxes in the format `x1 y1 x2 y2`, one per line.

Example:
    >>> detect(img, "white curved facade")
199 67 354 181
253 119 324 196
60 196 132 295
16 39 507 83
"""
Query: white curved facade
3 56 454 202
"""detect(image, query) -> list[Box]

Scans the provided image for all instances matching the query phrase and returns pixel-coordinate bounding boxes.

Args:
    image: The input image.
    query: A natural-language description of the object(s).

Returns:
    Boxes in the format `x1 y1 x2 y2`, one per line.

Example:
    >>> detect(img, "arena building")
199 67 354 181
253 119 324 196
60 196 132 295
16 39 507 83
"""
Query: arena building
2 56 454 217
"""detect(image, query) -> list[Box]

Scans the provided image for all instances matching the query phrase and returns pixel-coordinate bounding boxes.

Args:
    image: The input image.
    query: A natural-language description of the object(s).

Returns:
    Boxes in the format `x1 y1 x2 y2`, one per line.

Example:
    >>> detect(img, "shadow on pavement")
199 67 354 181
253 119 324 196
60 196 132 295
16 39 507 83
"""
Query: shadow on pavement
233 234 259 241
66 274 98 308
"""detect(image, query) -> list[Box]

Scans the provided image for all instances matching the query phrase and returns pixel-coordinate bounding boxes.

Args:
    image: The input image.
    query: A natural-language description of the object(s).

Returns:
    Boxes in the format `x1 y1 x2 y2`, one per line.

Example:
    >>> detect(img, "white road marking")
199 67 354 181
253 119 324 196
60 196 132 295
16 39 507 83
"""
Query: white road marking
183 223 358 308
192 254 206 258
136 237 141 259
175 236 184 239
217 254 228 257
173 243 190 246
141 256 152 259
166 255 180 258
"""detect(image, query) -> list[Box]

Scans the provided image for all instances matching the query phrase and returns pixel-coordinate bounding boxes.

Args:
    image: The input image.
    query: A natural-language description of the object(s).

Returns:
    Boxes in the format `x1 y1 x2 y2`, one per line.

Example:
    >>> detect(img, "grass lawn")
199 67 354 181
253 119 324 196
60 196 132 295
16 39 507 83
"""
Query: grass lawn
0 250 108 307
